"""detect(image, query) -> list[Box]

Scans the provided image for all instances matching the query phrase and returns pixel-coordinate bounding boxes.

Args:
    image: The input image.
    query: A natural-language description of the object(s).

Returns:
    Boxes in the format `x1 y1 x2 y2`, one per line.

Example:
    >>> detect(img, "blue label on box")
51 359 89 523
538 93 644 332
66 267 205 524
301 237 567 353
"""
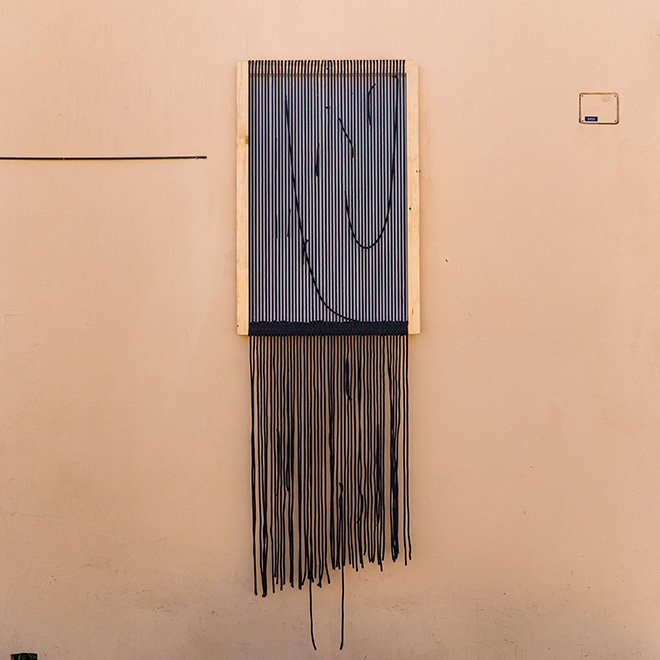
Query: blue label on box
584 116 598 122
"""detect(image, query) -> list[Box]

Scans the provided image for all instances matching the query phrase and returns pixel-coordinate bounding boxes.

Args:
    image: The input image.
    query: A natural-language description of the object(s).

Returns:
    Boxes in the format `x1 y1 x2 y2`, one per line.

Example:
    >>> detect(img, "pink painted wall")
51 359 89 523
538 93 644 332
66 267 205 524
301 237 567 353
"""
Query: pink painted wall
1 1 659 658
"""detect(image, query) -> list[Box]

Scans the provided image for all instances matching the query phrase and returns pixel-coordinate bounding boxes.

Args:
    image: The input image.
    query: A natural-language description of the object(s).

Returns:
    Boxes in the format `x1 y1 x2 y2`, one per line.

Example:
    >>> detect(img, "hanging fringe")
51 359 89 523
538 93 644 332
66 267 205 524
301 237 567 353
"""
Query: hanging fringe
250 333 410 598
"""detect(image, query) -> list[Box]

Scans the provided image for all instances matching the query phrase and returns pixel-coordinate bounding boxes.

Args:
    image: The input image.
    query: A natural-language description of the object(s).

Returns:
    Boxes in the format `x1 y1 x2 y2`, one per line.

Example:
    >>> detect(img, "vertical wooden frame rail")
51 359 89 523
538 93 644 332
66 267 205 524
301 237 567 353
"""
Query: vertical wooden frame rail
236 61 249 335
236 60 420 335
405 61 420 334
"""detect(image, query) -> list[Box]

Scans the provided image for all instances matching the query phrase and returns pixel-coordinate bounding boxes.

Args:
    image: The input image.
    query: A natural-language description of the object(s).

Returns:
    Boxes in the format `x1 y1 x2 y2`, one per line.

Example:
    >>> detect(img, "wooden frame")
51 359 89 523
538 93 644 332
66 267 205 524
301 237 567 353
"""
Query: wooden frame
236 61 250 335
236 60 420 335
405 61 420 334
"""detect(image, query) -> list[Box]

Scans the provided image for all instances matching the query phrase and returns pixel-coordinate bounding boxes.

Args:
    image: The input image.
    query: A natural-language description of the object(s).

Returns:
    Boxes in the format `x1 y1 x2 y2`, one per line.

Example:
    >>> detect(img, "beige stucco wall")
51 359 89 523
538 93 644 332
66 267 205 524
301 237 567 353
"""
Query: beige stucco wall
2 1 660 658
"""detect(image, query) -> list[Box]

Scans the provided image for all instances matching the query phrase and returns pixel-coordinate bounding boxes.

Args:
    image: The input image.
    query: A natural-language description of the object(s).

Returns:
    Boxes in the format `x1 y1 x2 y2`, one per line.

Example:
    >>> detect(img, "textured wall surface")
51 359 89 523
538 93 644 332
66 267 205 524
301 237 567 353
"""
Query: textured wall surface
1 1 659 658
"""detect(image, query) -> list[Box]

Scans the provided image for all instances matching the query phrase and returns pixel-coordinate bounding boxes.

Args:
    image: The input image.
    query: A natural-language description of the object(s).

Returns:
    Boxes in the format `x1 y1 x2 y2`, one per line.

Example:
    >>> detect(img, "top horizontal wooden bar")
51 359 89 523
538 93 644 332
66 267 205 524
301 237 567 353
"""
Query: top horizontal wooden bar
248 61 406 77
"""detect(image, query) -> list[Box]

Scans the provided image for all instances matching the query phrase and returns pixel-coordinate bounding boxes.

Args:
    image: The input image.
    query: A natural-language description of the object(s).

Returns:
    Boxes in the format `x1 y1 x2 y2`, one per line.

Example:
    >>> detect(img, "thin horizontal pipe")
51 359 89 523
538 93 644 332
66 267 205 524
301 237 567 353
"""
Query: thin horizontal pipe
0 155 207 161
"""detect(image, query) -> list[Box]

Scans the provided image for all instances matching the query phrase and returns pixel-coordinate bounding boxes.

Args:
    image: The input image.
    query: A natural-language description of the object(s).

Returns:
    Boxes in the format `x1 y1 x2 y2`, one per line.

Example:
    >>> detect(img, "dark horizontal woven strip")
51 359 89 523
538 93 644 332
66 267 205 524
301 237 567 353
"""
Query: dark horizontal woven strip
249 321 407 336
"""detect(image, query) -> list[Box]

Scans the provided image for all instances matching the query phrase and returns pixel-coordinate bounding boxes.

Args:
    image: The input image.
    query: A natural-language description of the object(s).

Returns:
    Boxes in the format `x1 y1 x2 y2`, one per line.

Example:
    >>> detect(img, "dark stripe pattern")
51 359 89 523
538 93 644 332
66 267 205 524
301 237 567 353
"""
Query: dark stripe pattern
248 60 407 329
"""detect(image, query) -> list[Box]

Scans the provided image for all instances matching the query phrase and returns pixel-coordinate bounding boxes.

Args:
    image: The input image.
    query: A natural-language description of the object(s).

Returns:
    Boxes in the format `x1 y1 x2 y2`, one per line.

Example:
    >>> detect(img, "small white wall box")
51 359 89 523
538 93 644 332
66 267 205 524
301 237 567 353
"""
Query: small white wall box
579 92 619 124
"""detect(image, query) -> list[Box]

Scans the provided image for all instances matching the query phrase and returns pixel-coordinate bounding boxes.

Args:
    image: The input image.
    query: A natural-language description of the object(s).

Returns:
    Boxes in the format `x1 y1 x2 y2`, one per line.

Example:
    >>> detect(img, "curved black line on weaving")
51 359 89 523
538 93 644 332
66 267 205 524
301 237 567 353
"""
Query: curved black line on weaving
282 73 403 320
337 116 355 159
284 97 356 322
343 75 401 250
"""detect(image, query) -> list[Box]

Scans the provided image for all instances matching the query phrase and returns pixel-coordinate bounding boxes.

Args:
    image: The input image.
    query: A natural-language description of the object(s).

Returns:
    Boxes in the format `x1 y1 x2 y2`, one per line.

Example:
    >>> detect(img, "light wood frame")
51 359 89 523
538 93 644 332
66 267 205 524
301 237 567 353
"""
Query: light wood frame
236 60 420 335
236 61 250 335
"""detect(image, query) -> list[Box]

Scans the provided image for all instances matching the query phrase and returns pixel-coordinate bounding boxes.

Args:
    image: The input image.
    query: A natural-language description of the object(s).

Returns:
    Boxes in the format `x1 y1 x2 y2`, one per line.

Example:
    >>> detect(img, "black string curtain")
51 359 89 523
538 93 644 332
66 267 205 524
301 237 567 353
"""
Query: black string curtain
248 60 411 602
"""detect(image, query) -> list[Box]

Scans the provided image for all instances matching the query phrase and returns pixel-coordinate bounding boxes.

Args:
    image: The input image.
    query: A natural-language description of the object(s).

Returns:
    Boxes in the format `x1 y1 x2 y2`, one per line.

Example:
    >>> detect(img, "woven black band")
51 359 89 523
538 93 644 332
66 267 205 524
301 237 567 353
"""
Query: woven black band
249 321 407 336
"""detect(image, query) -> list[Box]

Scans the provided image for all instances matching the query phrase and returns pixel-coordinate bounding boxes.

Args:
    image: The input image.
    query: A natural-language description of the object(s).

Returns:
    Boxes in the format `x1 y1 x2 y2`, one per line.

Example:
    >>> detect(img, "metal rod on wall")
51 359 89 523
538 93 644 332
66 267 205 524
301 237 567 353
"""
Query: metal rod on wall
0 155 207 161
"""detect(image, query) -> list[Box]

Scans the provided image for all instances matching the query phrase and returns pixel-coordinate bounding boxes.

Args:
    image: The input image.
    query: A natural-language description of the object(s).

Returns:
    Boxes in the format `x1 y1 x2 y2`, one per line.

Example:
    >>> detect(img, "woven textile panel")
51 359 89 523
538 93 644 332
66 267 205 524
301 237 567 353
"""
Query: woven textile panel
236 61 419 628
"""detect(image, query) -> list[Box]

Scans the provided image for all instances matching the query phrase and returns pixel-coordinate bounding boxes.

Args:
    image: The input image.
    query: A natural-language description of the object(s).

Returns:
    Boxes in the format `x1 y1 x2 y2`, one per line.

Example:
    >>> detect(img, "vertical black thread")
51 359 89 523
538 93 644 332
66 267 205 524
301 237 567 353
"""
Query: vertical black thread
309 580 317 651
403 333 412 562
250 338 258 594
340 538 345 651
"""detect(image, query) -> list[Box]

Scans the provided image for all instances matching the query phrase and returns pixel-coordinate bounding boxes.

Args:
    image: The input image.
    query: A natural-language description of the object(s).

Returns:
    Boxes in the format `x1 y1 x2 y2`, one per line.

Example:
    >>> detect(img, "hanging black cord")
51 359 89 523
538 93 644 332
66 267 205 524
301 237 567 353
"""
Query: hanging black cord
340 563 345 651
309 580 317 651
339 481 346 650
249 338 258 595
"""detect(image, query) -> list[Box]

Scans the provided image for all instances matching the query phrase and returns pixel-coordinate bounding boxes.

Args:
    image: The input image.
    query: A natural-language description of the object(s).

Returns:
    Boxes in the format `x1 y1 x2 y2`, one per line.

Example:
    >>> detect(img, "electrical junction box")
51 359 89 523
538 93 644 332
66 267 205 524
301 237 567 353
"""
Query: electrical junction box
579 92 619 124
